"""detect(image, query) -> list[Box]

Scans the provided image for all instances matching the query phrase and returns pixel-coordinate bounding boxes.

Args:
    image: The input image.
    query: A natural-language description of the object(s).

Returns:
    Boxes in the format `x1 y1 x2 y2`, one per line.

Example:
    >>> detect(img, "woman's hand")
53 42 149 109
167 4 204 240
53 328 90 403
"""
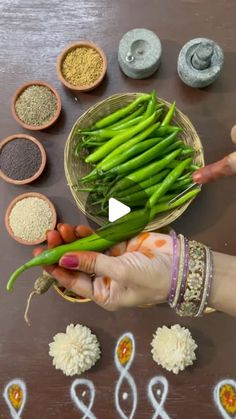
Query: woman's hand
34 224 173 311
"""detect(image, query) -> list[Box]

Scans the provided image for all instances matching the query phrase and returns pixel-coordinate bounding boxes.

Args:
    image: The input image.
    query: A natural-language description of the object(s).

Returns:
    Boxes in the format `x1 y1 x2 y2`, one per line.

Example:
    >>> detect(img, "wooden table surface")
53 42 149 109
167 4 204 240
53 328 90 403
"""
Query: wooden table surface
1 0 236 418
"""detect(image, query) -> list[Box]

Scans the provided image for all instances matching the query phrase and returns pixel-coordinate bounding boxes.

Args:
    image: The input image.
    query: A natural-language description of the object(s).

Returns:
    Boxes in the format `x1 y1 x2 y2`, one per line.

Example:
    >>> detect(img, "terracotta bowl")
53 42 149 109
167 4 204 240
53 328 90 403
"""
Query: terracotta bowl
5 192 57 245
12 81 62 130
56 41 107 92
0 134 46 185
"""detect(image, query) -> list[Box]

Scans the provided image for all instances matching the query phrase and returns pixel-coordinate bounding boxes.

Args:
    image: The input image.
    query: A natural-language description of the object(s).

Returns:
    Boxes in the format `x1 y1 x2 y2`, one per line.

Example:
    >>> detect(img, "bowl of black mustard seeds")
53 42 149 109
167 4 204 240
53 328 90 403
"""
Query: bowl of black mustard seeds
0 134 46 185
12 81 61 130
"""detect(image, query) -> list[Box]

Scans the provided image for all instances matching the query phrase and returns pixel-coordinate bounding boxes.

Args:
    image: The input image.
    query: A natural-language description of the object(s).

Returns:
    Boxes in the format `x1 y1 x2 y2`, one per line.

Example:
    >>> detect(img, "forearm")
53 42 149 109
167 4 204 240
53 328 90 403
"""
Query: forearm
209 251 236 316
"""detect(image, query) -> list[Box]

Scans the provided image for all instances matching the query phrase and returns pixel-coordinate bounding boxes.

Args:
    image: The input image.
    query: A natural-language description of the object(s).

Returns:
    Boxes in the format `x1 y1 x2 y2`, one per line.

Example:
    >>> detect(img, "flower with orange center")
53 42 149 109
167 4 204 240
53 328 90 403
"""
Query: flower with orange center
8 384 24 411
117 336 133 366
220 384 236 414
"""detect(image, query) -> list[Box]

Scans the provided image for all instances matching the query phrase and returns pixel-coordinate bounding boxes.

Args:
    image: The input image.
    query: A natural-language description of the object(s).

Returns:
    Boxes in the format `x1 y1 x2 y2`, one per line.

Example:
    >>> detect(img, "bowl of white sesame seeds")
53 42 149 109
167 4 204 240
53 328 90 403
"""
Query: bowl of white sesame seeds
5 192 57 245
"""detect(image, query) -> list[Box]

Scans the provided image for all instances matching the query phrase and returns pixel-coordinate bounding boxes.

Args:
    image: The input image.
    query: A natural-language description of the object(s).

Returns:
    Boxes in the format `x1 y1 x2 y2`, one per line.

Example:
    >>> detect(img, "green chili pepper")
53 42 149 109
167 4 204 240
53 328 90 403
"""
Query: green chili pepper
81 122 160 183
180 147 194 157
125 193 178 208
109 149 181 195
81 115 144 139
85 141 106 148
148 158 192 208
6 206 152 291
96 138 160 173
95 94 150 129
169 178 192 191
121 176 192 201
177 172 192 181
79 105 147 134
98 104 146 130
97 122 161 171
158 140 184 157
151 125 181 138
114 183 161 206
168 161 201 171
144 90 157 118
107 132 179 177
161 101 176 126
151 188 200 215
100 135 164 173
86 112 157 164
95 109 163 169
106 115 143 131
115 169 169 198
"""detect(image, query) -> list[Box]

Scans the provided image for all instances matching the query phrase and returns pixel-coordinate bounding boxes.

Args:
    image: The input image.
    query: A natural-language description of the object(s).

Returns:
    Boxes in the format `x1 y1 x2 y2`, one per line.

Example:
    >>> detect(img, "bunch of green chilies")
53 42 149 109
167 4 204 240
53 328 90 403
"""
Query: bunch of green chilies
76 90 200 215
7 91 201 292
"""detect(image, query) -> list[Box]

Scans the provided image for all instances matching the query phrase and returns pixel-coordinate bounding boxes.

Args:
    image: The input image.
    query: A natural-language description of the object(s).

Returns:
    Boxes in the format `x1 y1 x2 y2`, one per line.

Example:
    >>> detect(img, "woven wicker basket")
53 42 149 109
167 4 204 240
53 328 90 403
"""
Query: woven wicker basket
53 284 91 303
65 93 204 230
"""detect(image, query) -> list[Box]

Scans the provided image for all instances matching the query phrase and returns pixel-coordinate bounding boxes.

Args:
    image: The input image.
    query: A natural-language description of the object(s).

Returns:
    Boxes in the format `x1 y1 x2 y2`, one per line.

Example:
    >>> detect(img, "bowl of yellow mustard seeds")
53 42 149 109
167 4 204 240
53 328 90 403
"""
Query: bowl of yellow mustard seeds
12 81 62 131
56 41 107 92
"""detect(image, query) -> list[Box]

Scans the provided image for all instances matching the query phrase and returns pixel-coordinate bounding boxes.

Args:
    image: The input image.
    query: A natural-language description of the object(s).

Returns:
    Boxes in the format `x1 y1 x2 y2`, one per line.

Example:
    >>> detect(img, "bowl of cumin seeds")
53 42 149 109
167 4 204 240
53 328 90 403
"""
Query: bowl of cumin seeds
12 81 62 130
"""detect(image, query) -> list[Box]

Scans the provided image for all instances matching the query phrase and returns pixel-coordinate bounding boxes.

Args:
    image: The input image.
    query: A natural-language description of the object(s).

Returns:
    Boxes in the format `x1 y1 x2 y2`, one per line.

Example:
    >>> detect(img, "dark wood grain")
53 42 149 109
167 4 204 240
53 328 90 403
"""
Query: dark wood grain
1 0 236 418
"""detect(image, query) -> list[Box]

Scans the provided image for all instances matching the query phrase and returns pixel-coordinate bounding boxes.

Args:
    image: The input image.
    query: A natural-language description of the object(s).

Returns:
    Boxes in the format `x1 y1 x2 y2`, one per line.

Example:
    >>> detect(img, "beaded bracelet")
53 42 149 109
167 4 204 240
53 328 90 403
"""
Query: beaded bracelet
167 234 214 316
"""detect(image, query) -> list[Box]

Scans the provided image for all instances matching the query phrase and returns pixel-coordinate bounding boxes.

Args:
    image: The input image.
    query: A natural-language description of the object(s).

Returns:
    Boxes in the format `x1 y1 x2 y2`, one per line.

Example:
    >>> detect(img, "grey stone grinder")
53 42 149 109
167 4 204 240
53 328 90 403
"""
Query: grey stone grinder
177 37 224 88
118 28 162 79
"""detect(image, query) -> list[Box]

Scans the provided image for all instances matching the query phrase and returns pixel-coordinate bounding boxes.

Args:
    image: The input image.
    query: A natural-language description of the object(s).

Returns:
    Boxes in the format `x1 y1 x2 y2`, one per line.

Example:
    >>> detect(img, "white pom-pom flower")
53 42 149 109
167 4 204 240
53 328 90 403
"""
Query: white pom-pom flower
49 324 101 376
151 324 197 374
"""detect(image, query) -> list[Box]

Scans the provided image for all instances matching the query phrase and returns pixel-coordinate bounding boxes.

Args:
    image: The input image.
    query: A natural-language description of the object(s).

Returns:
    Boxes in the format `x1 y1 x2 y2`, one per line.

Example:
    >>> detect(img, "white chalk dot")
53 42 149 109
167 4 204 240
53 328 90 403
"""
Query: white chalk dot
122 392 128 400
156 389 162 396
82 391 86 397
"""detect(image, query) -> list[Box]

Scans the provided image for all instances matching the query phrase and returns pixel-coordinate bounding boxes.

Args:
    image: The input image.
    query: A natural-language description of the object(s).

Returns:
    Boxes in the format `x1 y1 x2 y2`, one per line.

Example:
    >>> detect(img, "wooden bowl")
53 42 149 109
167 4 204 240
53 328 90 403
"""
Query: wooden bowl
0 134 46 185
64 93 205 230
56 41 107 92
5 192 57 245
12 81 62 131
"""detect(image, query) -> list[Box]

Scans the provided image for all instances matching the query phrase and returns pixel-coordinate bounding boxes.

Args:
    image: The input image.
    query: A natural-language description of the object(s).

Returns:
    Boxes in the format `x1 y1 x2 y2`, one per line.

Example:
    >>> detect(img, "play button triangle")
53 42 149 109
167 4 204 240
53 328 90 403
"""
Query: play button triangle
108 197 131 222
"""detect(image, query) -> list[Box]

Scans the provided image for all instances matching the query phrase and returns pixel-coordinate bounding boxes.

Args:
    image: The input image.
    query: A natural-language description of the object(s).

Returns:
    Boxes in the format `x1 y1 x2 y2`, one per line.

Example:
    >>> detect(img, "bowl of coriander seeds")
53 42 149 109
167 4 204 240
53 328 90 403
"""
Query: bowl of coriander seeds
56 41 107 92
12 81 62 130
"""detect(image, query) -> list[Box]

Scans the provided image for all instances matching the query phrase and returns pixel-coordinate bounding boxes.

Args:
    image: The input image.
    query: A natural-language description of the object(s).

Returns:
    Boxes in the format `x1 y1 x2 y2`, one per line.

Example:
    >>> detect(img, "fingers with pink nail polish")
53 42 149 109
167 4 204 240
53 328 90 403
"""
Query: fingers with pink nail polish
60 255 79 269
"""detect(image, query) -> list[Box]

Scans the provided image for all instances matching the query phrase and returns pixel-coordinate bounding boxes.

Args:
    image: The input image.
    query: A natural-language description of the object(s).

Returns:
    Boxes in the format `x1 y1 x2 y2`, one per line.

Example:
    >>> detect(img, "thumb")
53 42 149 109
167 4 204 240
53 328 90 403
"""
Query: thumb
59 251 123 279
